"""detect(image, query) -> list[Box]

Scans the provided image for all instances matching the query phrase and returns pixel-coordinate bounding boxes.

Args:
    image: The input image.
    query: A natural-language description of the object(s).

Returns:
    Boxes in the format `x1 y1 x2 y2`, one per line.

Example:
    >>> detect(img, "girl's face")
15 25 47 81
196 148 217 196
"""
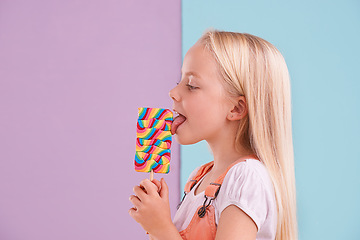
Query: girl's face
169 42 233 145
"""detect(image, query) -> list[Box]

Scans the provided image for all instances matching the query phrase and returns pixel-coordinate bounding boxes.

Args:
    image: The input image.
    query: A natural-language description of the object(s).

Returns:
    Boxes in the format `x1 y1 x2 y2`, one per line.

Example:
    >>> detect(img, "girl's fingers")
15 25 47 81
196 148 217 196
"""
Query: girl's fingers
151 179 161 192
128 195 141 221
133 185 147 200
129 195 141 209
128 207 139 221
159 178 169 199
140 179 159 196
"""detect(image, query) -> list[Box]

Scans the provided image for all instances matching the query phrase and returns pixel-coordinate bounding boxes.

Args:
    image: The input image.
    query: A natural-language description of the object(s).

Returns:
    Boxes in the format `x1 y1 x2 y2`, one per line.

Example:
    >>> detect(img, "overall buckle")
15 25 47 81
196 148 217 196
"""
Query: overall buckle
197 196 214 218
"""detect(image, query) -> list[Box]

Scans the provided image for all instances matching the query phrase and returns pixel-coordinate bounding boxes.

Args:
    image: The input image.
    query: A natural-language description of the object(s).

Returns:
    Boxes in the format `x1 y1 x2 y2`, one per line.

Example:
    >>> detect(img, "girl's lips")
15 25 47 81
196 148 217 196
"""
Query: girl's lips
171 114 187 135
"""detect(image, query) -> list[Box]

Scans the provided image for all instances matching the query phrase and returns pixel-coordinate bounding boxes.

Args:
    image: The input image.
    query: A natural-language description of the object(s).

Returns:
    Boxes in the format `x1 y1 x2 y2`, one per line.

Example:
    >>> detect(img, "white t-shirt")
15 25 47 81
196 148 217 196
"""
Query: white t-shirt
173 159 277 240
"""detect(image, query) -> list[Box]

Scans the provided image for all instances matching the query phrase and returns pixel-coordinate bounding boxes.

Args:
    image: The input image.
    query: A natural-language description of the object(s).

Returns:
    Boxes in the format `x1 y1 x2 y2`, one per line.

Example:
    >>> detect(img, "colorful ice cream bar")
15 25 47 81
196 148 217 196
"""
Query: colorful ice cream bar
136 128 172 140
135 152 170 174
136 138 172 150
137 119 172 131
136 144 171 155
138 107 173 121
135 107 173 174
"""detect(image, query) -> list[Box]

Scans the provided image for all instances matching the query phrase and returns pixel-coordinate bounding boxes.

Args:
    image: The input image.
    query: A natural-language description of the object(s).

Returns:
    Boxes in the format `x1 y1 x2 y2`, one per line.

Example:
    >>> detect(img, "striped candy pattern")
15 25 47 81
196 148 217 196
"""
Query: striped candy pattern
138 119 171 131
135 107 173 174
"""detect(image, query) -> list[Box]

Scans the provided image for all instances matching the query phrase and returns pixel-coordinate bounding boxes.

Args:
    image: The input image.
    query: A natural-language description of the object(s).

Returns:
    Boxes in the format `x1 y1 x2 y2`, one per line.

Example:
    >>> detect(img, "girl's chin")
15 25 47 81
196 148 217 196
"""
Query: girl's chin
174 133 202 145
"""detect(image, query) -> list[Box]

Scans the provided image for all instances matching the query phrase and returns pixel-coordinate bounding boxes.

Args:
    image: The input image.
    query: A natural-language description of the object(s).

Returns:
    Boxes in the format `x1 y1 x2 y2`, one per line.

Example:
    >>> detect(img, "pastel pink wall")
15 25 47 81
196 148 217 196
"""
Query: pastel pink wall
0 1 181 239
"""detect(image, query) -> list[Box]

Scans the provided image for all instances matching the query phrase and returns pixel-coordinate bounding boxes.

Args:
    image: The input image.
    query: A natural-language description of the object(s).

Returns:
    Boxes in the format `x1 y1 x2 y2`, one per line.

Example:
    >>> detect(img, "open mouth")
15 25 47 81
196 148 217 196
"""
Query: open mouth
171 111 187 135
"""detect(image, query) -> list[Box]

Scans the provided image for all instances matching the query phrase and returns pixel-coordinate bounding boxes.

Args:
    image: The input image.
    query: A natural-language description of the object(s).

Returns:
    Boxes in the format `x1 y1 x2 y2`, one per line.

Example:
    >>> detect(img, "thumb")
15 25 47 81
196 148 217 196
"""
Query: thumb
159 178 169 199
151 179 161 193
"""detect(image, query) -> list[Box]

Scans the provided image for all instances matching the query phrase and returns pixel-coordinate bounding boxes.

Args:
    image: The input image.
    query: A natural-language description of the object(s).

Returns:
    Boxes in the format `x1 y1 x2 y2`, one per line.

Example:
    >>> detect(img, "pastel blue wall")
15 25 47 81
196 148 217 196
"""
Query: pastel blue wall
181 1 360 239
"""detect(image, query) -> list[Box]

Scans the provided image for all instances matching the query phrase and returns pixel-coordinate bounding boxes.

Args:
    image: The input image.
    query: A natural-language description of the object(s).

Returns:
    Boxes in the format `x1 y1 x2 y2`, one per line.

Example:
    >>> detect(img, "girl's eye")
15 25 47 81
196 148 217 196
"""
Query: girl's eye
186 84 198 90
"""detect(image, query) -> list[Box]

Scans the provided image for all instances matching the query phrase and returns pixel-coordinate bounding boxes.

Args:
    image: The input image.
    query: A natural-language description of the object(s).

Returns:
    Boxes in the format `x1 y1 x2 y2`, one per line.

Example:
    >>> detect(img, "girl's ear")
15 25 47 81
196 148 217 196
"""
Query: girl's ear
227 96 247 121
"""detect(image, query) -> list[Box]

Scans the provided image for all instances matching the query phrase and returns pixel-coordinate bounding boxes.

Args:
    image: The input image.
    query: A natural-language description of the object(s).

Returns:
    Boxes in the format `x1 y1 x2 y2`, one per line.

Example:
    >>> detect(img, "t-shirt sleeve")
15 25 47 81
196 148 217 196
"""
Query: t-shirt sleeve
216 161 274 231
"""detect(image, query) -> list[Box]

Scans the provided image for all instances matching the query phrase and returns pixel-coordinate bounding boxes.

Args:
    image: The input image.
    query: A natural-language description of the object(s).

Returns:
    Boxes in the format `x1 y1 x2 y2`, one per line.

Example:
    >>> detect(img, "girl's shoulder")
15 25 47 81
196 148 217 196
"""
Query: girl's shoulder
187 159 270 183
218 158 276 205
215 159 277 232
226 158 272 184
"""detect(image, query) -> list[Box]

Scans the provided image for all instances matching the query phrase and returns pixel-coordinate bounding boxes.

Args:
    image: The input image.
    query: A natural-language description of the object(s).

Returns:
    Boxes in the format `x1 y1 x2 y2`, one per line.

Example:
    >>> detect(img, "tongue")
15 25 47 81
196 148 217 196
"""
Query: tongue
171 115 186 135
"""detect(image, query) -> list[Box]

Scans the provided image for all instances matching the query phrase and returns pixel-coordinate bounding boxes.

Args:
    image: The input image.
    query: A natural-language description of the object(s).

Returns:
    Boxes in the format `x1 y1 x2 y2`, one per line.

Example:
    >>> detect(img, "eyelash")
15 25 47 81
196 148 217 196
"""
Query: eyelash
176 81 198 90
186 84 198 90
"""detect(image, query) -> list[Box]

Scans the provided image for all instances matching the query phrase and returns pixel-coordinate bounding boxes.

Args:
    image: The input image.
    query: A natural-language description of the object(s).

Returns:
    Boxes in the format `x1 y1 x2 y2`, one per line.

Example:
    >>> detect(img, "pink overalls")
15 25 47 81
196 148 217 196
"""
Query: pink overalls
178 154 259 240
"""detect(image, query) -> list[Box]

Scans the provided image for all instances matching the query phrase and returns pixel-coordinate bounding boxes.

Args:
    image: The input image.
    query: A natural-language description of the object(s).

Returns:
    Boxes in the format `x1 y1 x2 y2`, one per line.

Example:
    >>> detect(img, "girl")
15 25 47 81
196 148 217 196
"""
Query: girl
129 30 298 240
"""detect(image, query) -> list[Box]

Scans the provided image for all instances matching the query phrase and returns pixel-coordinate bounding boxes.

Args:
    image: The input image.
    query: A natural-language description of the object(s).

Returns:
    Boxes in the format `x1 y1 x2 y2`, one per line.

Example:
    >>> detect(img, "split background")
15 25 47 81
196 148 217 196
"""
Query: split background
0 0 359 239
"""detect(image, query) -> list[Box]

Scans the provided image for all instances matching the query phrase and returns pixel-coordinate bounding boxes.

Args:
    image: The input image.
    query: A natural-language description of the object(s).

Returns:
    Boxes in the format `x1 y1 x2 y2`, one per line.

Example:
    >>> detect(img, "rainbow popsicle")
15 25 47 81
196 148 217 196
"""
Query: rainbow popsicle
135 107 173 175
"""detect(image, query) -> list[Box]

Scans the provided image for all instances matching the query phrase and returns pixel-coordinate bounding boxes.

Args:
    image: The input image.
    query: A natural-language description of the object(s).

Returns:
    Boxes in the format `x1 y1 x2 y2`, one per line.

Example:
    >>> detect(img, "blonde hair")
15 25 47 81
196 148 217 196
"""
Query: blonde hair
199 30 298 240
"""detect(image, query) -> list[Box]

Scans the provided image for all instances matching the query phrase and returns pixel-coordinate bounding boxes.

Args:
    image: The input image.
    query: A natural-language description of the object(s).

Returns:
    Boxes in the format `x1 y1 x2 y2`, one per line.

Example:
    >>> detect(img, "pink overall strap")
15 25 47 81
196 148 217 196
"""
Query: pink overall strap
184 161 214 194
204 154 259 199
178 161 215 210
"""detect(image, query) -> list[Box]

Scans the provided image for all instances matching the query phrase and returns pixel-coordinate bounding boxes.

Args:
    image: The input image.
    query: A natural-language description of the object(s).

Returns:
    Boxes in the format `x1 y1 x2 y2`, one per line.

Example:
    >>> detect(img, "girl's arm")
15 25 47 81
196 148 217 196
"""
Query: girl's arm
215 205 257 240
129 178 183 240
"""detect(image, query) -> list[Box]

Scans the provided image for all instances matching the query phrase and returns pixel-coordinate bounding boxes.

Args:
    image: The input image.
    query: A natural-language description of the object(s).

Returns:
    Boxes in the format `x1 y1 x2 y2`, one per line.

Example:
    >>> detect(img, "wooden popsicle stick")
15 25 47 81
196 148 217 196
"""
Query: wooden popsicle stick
146 169 154 235
149 169 154 181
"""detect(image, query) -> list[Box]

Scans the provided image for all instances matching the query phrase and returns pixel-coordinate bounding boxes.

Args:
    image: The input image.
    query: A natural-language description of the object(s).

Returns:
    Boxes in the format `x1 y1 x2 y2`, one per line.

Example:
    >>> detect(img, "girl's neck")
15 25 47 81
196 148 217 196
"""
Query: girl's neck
206 128 254 176
209 144 253 176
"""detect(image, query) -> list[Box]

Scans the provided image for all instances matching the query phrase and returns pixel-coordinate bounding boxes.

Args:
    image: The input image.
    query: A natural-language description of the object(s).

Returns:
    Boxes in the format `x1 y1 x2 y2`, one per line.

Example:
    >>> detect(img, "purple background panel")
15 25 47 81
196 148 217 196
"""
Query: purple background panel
0 1 181 239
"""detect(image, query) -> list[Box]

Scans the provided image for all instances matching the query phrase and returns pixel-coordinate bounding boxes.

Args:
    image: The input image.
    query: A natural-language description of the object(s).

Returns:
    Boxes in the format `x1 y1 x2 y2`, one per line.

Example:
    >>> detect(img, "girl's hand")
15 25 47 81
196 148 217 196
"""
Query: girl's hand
129 178 173 237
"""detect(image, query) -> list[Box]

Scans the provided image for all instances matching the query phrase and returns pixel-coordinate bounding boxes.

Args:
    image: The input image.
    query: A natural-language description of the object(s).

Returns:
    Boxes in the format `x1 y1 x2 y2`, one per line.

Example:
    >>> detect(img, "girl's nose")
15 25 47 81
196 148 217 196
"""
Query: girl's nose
169 86 180 102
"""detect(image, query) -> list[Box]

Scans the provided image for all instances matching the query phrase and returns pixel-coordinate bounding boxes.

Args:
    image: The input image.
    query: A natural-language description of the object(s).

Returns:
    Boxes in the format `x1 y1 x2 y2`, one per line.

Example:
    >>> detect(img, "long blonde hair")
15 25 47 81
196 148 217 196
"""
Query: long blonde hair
199 30 298 240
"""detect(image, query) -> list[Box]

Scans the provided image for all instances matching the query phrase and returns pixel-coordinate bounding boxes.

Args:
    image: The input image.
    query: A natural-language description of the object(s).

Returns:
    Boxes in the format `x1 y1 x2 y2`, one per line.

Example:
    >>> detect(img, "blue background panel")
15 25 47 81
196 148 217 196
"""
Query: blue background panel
181 1 360 239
